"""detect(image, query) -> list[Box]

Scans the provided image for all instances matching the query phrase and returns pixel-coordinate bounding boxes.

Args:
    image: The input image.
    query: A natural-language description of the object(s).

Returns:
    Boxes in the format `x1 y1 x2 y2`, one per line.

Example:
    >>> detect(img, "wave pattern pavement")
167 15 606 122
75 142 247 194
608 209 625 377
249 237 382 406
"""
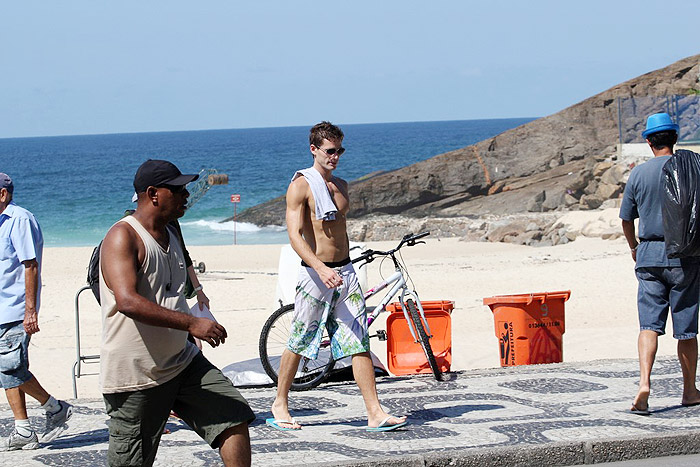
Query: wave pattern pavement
2 356 700 465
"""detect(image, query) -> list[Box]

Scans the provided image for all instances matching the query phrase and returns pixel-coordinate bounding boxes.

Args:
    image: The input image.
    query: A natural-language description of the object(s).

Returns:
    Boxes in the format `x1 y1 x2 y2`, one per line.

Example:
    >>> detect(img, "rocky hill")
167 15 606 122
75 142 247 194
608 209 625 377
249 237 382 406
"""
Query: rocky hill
232 54 700 240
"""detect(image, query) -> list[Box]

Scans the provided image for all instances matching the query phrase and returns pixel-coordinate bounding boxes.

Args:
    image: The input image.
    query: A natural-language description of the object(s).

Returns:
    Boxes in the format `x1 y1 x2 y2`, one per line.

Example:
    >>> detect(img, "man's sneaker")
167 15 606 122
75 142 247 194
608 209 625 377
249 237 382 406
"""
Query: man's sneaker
1 430 39 451
41 400 73 442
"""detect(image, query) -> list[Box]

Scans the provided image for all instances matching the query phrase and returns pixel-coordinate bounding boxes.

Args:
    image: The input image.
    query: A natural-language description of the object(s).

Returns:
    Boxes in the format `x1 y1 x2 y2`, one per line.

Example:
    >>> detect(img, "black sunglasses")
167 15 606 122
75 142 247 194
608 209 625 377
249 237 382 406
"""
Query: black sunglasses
157 184 187 194
316 146 345 156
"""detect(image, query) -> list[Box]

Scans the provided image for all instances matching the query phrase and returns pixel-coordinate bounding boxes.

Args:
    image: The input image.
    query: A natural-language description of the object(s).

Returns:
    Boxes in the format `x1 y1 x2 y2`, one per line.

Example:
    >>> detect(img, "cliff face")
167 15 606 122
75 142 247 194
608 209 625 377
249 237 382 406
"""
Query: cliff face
234 54 700 226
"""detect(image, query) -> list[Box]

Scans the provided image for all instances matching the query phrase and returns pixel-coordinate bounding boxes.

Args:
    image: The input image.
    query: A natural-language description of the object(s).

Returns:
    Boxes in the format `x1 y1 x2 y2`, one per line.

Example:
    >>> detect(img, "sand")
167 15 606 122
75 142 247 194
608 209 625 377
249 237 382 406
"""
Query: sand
6 222 675 402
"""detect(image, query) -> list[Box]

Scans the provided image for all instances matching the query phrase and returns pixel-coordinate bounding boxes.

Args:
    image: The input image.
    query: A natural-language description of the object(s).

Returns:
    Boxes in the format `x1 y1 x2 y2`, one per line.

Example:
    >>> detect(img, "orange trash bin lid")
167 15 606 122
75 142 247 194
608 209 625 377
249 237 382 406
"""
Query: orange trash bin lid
483 290 571 308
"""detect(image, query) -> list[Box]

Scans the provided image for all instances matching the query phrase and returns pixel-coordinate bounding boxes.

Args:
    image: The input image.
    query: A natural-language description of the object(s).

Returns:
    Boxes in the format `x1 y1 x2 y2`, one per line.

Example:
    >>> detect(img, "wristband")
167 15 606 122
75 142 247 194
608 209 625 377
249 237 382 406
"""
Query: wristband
194 285 204 292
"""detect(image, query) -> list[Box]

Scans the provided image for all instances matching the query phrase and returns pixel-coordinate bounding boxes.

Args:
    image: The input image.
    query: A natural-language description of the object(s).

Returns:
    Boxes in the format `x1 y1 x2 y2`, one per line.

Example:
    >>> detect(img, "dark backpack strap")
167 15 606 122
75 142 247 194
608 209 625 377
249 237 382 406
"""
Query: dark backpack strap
87 241 103 305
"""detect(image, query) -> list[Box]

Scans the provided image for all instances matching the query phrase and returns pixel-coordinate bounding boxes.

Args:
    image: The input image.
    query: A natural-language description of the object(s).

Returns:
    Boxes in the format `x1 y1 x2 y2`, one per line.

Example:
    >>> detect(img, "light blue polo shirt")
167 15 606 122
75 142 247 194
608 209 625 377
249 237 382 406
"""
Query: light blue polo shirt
0 201 43 325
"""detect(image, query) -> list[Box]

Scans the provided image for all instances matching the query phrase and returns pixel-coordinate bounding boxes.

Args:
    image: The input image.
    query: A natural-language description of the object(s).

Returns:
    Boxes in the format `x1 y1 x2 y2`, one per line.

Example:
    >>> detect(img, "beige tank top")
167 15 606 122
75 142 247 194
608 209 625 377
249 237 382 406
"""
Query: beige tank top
99 215 198 394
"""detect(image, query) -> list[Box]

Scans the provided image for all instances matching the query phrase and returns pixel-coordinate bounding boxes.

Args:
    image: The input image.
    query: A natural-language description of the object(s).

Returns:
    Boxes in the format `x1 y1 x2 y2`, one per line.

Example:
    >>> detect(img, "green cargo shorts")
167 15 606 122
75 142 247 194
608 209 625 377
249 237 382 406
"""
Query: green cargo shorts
103 352 255 467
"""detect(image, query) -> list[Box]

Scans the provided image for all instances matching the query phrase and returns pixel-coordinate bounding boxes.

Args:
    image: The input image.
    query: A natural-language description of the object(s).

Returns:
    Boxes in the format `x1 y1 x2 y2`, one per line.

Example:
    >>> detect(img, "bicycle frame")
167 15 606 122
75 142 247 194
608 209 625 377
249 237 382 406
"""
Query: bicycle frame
259 231 442 389
358 261 433 342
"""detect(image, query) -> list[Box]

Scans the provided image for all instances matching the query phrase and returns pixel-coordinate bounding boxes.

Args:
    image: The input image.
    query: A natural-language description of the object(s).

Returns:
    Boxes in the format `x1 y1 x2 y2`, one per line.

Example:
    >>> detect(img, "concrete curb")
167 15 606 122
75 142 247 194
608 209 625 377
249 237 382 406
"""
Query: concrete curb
310 429 700 466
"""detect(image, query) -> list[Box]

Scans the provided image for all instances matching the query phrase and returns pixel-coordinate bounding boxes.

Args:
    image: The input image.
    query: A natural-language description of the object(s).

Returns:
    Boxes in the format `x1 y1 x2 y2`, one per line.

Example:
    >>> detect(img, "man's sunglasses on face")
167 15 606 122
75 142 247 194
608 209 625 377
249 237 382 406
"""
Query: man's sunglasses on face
315 146 345 156
157 184 187 194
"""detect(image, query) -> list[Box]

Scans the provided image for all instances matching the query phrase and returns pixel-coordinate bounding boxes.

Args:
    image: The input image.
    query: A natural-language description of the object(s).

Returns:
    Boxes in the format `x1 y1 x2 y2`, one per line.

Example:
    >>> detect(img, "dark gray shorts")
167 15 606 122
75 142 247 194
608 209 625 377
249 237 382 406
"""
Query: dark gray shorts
0 320 32 389
636 265 700 339
103 352 255 467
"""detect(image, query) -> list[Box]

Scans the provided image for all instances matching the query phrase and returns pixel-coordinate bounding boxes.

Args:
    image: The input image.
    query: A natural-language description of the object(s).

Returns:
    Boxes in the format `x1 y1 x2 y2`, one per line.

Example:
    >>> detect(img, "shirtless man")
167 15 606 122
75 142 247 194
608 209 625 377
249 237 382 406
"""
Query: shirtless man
268 121 407 432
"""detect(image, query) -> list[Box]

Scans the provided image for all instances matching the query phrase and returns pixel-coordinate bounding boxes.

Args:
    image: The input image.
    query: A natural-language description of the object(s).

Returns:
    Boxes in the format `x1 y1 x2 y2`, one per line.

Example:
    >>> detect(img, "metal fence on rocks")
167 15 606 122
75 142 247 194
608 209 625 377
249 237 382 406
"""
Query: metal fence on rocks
617 94 700 144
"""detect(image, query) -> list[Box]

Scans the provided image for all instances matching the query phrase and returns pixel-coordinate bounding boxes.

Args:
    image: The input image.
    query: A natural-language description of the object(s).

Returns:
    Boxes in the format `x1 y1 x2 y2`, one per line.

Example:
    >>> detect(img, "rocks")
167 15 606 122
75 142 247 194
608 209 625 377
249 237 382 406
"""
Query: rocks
595 183 621 200
346 208 624 248
568 171 593 191
340 54 699 219
527 191 546 212
541 188 567 212
234 55 699 227
345 202 632 250
592 161 613 177
345 215 474 242
584 180 598 195
554 159 631 211
486 219 535 242
563 193 579 207
488 180 507 195
600 165 627 185
580 194 604 210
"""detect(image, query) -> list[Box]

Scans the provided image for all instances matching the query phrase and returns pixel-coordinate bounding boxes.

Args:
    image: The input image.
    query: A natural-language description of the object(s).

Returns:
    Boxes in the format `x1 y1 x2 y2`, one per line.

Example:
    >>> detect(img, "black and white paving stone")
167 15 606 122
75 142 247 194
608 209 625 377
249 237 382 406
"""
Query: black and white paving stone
2 356 700 466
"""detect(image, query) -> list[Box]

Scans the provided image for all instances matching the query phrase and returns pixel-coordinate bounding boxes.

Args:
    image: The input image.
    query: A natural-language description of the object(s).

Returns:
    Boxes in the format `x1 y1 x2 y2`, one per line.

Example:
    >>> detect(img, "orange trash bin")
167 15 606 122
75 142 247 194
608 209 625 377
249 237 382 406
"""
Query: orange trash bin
483 291 570 367
385 301 453 375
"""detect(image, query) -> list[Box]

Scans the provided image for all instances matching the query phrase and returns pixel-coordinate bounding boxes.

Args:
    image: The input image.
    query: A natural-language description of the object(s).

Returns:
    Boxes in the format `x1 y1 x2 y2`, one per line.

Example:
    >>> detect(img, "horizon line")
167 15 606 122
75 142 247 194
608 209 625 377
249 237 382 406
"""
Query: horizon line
0 116 538 141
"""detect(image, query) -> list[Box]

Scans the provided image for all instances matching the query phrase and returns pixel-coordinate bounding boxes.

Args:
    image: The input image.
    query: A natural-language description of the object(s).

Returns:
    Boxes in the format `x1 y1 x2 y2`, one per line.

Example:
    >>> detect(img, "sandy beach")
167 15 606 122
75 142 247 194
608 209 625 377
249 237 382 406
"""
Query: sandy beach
4 210 681 404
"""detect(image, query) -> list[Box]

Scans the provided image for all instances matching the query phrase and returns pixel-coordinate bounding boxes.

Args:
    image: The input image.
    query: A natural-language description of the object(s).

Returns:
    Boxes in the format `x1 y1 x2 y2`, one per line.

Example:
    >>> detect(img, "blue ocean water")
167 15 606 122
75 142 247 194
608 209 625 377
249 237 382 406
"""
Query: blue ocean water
0 119 533 247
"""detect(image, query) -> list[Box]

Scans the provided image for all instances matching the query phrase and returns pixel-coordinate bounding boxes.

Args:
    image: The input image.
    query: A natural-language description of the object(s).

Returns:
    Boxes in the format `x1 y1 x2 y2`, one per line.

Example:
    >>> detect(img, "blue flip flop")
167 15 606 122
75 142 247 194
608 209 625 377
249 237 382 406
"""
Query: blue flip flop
366 416 408 432
265 418 301 431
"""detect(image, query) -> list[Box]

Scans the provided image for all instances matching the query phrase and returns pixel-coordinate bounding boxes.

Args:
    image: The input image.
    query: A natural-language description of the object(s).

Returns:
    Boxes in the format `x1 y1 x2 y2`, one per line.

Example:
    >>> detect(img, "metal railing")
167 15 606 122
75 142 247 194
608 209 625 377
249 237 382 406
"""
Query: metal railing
71 285 100 398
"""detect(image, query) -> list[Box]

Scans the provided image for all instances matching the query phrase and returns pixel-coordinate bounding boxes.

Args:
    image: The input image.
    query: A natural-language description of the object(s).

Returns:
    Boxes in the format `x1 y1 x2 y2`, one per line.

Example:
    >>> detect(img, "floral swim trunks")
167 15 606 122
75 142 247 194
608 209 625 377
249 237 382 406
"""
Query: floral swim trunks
288 261 370 360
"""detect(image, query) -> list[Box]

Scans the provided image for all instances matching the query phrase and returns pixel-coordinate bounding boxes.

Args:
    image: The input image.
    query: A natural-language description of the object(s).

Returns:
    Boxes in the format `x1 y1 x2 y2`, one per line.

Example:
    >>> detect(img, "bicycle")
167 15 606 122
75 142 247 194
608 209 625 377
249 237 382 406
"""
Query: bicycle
258 231 442 390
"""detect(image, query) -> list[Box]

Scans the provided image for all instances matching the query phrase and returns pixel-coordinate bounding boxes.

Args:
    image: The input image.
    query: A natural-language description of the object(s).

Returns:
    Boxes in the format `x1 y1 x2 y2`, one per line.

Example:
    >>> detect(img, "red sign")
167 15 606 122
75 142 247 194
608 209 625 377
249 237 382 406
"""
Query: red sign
231 194 241 203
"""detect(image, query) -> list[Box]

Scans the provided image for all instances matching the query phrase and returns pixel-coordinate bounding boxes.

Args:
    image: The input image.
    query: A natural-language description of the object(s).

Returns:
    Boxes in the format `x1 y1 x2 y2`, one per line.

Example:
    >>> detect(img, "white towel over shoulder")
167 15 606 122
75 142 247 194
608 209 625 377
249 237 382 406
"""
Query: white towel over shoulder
292 167 338 221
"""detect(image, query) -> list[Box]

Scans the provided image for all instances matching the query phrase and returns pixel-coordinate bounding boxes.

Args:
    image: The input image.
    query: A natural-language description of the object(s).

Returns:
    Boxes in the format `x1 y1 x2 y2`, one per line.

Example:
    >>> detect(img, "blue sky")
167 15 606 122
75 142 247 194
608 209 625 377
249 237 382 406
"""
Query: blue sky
1 1 698 138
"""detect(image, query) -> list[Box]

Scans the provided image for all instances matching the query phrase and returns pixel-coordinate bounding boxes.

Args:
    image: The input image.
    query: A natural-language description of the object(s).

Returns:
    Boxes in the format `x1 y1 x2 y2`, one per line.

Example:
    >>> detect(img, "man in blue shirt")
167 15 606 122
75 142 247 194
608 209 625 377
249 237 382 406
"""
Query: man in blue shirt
620 113 700 415
0 173 74 450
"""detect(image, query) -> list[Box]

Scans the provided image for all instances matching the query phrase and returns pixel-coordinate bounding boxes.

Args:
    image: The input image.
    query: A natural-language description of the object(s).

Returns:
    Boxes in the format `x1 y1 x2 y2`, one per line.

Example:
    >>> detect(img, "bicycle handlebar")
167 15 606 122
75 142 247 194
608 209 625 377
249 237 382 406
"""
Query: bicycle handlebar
404 231 430 243
351 231 430 264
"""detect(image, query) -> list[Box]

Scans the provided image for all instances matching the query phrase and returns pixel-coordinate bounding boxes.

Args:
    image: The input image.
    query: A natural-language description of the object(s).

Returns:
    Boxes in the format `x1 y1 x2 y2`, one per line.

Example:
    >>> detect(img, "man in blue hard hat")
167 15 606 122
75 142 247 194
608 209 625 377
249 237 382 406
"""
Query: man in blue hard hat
620 113 700 415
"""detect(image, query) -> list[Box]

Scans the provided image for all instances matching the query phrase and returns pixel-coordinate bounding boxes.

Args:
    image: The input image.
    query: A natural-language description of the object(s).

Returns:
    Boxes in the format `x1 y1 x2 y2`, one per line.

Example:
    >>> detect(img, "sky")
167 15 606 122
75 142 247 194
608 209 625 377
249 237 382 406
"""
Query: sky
1 1 698 139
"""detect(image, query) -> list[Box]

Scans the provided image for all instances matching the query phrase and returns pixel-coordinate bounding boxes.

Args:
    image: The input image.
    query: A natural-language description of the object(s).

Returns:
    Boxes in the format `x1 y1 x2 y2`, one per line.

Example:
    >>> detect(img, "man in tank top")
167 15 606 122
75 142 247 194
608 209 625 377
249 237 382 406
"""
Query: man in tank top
99 159 254 466
268 122 407 432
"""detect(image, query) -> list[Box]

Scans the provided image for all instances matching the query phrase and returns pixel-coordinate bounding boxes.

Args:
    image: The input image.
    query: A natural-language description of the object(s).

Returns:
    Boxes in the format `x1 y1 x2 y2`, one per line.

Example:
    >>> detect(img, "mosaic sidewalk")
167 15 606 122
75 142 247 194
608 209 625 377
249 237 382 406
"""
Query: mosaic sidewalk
3 356 700 466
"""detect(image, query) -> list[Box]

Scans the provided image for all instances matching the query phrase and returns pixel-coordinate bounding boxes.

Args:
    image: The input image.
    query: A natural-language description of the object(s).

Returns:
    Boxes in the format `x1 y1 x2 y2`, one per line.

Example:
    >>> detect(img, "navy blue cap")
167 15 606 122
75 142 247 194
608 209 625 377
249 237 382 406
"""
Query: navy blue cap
133 160 198 193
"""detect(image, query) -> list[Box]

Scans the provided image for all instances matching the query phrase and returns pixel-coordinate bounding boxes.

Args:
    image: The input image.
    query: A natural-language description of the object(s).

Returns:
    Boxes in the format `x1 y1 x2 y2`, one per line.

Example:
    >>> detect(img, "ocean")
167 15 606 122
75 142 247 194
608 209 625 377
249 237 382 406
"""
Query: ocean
0 119 533 247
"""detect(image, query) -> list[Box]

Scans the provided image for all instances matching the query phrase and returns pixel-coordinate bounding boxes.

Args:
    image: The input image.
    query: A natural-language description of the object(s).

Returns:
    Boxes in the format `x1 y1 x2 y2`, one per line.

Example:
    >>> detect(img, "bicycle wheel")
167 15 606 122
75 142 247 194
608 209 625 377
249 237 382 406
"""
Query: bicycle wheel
405 299 443 381
258 304 336 391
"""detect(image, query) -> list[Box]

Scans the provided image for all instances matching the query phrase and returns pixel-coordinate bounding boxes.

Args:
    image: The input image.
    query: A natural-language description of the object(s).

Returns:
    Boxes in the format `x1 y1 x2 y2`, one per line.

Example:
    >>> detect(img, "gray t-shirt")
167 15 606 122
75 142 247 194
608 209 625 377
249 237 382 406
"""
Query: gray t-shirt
619 155 681 268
